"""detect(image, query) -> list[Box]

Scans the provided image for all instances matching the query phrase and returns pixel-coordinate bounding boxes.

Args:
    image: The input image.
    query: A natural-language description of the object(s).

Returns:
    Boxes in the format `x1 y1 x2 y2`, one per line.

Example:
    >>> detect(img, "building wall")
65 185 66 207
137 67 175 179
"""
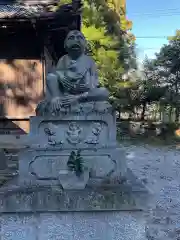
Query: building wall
0 59 43 133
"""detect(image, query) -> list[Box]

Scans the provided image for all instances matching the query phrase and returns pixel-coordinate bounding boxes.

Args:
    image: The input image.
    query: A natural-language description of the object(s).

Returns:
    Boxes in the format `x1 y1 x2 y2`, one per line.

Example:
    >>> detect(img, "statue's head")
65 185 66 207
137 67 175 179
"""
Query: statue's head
64 30 87 58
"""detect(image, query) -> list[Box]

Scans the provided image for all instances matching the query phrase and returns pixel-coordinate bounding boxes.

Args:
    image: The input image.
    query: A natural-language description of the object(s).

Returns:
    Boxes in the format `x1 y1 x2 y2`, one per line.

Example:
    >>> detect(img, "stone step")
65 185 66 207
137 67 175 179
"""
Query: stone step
7 149 19 152
0 175 13 180
0 167 18 186
0 169 15 177
6 155 18 162
0 136 27 187
7 163 18 169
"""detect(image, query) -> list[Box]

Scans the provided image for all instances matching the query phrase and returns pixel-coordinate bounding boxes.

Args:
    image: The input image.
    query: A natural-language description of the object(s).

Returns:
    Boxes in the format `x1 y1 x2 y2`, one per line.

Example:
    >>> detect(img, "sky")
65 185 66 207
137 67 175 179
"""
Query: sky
126 0 180 62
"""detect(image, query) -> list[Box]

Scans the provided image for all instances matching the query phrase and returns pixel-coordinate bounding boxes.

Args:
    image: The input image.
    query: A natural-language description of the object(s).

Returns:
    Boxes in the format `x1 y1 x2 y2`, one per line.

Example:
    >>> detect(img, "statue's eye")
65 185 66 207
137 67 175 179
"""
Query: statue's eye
77 35 83 40
68 36 74 40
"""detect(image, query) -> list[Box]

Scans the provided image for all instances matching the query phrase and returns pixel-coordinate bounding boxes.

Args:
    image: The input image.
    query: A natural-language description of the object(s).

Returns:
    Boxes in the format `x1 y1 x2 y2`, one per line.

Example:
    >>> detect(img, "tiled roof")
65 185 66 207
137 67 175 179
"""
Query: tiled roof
0 4 51 19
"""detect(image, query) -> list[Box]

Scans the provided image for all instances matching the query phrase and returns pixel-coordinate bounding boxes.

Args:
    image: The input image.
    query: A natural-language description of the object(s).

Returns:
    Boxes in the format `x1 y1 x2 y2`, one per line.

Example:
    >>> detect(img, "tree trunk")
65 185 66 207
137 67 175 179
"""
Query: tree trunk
175 107 179 122
140 102 146 121
169 105 173 122
175 72 179 122
118 110 121 120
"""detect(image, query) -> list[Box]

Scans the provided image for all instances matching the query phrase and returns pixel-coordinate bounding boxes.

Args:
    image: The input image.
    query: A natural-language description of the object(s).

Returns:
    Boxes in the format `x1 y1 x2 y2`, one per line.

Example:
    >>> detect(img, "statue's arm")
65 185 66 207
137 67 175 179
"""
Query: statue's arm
46 56 65 98
56 56 64 70
90 60 99 88
77 59 99 94
56 56 68 82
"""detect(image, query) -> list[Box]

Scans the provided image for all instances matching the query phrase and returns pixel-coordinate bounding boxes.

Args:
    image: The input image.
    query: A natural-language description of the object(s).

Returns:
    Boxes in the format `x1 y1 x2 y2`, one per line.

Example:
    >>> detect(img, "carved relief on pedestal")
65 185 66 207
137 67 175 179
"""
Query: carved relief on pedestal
44 122 64 146
66 122 82 144
84 122 102 144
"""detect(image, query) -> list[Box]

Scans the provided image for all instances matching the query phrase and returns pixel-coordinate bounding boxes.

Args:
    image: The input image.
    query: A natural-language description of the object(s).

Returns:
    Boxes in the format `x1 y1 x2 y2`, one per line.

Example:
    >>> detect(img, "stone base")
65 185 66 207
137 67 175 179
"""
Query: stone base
18 147 127 187
0 182 149 240
0 212 146 240
0 173 150 240
0 101 151 239
0 185 149 212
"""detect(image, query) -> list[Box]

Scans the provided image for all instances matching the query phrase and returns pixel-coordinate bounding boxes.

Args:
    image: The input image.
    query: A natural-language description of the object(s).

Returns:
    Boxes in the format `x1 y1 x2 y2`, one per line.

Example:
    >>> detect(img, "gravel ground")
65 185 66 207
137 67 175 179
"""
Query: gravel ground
122 144 180 240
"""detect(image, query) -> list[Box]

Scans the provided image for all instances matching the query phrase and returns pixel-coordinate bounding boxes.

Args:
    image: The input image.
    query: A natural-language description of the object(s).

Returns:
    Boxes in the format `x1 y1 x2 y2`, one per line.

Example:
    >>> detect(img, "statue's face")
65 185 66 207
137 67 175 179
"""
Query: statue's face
65 30 86 55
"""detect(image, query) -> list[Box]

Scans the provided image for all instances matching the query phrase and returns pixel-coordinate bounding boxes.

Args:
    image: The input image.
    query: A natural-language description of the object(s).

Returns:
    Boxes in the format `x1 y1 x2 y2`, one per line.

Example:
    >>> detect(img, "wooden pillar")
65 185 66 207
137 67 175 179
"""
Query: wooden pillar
71 0 82 31
72 0 82 12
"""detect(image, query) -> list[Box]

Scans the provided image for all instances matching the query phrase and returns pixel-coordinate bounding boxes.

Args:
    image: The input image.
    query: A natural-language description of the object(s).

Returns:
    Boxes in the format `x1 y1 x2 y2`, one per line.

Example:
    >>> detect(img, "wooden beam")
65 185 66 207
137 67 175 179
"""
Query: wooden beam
72 0 82 12
14 0 58 5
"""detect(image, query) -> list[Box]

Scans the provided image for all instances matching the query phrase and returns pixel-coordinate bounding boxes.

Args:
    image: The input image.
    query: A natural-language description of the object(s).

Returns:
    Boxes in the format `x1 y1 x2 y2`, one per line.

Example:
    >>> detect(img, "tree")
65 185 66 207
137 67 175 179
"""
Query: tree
82 0 137 112
154 30 180 122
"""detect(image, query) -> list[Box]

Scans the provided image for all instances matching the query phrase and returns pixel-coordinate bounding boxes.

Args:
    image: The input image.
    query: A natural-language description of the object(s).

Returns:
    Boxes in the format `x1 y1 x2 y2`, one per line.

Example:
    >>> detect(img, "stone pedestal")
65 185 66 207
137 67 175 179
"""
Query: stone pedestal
0 102 151 239
21 102 127 188
0 174 149 240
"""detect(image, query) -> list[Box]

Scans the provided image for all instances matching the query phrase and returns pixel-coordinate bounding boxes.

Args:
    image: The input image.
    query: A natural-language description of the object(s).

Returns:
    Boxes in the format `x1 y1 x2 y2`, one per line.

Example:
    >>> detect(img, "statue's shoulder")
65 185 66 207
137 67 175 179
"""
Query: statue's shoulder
83 54 96 66
56 54 69 68
58 54 68 62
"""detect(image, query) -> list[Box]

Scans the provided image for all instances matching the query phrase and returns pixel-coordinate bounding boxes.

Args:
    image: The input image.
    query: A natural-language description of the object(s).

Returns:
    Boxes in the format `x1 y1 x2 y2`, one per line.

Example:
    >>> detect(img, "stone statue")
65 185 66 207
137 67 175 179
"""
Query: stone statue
36 30 109 116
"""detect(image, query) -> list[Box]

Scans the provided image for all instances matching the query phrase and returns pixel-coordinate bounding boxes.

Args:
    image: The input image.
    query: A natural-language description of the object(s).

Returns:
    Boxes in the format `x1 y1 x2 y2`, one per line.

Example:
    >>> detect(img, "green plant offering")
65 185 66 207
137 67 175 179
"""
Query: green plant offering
67 151 76 171
67 150 84 177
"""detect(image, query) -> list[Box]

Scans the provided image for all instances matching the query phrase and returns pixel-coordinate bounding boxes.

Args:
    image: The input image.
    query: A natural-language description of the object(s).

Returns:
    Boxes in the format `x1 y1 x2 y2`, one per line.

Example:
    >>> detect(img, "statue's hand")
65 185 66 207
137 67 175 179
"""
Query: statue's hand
51 95 79 112
61 95 79 107
51 97 62 112
78 83 90 92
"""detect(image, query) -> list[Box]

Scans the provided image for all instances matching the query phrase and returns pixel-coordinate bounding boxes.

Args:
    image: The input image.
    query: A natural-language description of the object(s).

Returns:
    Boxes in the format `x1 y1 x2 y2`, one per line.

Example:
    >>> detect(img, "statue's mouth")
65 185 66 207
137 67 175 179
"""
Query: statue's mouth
70 44 81 50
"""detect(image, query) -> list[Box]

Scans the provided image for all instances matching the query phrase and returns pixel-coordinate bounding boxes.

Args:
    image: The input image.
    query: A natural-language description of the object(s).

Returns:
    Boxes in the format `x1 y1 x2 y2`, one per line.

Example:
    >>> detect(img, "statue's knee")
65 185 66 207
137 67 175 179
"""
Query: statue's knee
98 87 109 97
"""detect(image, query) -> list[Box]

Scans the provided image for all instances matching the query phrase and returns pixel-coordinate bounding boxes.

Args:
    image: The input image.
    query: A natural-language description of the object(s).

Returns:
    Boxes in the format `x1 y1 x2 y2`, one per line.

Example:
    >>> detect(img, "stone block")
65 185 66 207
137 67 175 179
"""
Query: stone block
58 169 90 190
29 114 117 148
18 148 127 187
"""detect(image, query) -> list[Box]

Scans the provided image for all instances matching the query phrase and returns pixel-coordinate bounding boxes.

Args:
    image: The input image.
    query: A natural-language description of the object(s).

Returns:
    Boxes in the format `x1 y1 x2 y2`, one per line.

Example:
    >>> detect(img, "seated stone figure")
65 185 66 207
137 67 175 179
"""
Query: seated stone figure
36 30 109 116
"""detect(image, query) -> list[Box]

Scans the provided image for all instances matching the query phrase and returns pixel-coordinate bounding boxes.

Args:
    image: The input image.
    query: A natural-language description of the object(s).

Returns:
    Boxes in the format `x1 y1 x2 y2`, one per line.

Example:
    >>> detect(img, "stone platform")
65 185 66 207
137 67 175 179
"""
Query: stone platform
0 169 150 240
0 105 151 239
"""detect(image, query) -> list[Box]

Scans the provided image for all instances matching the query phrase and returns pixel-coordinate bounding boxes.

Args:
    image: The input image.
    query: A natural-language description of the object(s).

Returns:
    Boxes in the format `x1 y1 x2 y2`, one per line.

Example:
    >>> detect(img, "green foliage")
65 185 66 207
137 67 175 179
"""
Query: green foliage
152 30 180 121
66 151 76 171
67 150 84 177
82 0 137 109
123 29 180 122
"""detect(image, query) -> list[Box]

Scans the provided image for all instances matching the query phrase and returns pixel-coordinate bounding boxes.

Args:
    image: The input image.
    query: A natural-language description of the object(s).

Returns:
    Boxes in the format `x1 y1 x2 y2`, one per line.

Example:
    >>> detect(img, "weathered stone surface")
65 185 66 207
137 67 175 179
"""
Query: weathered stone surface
0 151 8 170
0 186 147 212
0 167 150 213
29 113 117 148
18 148 127 186
58 169 90 190
0 212 146 240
